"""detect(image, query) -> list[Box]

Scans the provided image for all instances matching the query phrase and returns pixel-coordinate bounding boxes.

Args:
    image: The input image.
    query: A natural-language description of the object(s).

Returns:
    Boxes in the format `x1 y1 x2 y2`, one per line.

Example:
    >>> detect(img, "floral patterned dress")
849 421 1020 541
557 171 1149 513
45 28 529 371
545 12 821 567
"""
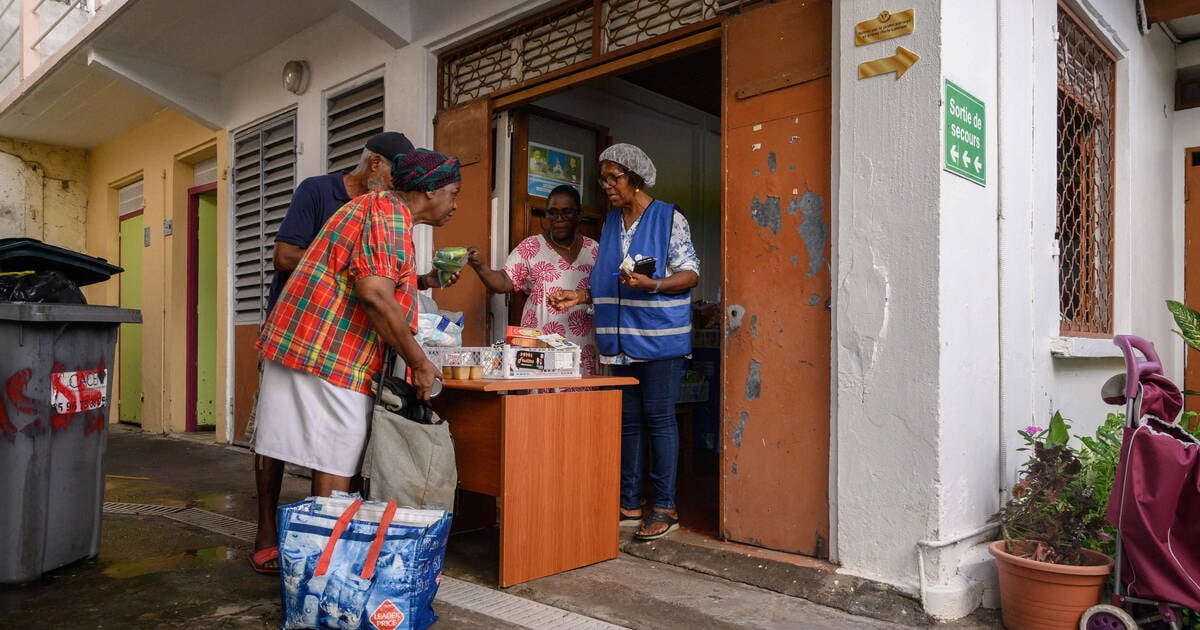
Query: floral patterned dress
503 234 599 374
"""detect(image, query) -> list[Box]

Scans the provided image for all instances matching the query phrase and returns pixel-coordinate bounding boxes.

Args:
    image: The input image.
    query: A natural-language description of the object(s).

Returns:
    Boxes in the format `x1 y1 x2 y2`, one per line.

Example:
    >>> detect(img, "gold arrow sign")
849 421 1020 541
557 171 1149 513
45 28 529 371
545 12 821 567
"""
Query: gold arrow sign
858 46 920 80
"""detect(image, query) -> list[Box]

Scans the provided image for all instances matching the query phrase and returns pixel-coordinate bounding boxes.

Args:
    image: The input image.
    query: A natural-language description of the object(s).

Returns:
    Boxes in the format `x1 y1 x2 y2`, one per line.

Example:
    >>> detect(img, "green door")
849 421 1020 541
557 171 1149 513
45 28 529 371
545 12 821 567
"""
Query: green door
195 192 218 428
119 214 144 425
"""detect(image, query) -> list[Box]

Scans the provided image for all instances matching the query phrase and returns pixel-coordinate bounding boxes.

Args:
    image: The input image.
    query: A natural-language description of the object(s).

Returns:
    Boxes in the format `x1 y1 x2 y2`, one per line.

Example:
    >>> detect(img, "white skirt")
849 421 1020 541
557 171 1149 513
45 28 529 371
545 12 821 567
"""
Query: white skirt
252 359 373 477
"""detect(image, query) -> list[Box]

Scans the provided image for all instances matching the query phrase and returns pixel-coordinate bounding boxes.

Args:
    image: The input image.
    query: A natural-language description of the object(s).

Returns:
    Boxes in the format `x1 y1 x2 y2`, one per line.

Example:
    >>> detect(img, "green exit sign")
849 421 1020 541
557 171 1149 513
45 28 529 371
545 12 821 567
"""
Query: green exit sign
944 80 986 186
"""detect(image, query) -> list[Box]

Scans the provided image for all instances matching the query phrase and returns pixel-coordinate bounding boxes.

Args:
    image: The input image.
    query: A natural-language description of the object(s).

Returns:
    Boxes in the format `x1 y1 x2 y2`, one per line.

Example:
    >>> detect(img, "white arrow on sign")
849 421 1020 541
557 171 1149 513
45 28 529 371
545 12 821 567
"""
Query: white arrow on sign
963 150 971 166
950 145 959 163
974 156 982 172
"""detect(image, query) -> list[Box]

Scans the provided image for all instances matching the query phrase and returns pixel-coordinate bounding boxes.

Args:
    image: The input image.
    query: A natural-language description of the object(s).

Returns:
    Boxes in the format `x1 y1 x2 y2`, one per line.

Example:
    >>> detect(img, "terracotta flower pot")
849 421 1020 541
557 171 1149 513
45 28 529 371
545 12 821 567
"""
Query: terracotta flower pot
988 540 1113 630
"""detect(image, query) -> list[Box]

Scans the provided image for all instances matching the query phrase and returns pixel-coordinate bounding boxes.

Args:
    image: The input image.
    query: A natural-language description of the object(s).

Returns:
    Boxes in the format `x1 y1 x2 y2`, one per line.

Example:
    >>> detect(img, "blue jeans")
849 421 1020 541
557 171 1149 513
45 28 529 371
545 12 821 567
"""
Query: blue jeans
612 357 683 511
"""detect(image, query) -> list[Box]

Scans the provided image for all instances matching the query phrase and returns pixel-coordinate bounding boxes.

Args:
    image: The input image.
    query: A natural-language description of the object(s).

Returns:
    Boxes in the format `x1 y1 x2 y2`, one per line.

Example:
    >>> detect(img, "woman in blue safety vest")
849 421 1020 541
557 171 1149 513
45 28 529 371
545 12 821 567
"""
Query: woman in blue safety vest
550 143 700 540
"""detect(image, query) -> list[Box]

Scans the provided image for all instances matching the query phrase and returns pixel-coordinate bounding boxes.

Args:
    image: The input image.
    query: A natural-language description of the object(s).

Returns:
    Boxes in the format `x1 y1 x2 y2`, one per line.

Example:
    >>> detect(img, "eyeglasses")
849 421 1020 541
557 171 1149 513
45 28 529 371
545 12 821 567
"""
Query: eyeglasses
544 208 579 221
597 172 628 188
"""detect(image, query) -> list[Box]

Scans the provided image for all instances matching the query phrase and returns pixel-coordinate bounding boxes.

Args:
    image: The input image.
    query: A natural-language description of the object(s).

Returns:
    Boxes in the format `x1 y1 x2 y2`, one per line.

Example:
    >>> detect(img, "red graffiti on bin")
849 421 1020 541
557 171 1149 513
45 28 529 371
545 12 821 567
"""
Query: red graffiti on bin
1 368 35 443
84 411 105 436
6 369 35 414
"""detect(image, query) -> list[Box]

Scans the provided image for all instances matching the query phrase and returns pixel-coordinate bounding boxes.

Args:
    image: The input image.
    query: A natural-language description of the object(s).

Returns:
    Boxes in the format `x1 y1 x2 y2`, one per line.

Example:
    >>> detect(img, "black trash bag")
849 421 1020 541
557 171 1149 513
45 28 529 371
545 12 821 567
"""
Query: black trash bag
0 274 19 301
2 270 87 304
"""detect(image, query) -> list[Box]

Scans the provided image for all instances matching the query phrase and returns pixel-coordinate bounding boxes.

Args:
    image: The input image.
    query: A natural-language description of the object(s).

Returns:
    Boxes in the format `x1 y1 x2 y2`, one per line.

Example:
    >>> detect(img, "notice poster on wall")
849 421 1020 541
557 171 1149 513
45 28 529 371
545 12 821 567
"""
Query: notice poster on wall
527 142 583 198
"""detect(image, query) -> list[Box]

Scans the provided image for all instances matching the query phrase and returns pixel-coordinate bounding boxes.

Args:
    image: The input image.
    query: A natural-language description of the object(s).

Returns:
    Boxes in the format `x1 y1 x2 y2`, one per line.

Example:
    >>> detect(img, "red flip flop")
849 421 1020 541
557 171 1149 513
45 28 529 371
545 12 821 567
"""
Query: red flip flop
248 546 280 575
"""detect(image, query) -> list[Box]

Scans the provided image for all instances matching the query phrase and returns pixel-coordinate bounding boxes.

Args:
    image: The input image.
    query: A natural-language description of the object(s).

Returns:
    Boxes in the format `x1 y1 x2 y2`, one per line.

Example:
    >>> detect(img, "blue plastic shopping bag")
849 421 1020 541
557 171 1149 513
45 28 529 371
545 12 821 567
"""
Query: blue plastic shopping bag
277 495 451 630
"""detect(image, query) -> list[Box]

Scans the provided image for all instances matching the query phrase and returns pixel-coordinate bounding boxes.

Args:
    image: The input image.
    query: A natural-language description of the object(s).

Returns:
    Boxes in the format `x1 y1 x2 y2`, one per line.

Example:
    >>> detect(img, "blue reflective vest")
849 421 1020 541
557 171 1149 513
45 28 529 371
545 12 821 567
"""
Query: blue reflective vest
592 200 692 360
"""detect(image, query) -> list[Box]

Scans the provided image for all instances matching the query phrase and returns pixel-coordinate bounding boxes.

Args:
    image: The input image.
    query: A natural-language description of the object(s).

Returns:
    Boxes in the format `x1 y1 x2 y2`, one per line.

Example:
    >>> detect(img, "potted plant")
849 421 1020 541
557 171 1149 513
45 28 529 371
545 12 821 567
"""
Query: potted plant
989 412 1114 630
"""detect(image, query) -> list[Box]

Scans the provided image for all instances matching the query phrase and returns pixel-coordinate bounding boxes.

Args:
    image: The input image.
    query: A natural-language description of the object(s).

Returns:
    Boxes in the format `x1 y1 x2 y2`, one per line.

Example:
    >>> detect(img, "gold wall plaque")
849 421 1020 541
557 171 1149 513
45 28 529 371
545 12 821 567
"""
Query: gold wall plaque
855 9 915 46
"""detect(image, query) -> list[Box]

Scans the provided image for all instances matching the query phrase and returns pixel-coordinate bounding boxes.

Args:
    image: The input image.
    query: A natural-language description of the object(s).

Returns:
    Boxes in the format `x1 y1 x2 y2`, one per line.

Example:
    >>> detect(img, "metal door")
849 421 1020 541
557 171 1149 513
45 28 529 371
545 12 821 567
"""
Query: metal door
721 0 832 556
434 99 493 346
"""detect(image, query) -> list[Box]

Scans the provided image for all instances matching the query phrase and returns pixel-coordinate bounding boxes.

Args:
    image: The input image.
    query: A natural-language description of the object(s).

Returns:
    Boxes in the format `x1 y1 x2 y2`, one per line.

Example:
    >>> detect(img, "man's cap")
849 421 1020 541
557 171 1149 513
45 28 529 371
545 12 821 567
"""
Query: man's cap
365 132 415 162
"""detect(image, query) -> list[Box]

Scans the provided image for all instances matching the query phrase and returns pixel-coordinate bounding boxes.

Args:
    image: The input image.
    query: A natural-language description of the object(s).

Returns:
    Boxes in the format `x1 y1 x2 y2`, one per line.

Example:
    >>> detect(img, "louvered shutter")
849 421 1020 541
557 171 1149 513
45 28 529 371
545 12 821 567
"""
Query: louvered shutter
231 111 297 325
117 180 143 216
327 77 385 172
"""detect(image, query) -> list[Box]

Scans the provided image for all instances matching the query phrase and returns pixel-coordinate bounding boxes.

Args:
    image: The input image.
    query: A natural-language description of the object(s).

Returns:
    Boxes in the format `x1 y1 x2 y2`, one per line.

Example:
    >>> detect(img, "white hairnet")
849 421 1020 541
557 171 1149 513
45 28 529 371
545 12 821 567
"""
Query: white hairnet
599 143 656 188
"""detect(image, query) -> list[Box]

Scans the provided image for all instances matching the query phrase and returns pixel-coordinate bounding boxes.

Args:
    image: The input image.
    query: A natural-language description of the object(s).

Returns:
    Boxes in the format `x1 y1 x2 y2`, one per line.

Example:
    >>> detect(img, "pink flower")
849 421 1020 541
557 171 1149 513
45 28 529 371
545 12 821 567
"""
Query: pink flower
1023 425 1043 435
580 345 597 374
517 237 541 259
568 308 592 337
521 310 538 327
531 260 561 283
542 321 566 336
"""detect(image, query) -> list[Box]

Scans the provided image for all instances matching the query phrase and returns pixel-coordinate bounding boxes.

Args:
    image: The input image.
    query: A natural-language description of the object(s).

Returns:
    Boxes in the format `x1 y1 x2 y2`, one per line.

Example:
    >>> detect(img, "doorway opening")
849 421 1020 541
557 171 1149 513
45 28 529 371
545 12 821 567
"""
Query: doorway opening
438 0 832 559
503 43 725 536
187 184 218 432
117 180 144 426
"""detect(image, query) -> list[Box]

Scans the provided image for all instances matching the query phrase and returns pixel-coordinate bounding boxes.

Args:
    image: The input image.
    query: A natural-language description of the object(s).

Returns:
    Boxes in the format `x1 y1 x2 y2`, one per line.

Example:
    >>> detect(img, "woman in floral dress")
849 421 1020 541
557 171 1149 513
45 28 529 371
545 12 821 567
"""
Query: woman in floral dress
466 184 600 374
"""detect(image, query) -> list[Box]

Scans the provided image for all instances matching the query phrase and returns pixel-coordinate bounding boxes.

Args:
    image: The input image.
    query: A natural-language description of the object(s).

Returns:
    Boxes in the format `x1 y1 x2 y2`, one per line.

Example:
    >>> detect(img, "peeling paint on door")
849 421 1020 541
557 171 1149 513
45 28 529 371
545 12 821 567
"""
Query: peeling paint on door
749 195 781 234
745 360 761 399
794 191 827 277
767 151 777 173
732 411 749 446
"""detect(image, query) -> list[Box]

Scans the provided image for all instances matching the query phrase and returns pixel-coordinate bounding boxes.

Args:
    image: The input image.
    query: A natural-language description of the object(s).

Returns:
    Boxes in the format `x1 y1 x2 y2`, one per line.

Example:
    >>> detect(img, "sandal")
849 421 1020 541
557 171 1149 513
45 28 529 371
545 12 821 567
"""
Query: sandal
619 508 643 527
634 510 679 540
248 546 280 575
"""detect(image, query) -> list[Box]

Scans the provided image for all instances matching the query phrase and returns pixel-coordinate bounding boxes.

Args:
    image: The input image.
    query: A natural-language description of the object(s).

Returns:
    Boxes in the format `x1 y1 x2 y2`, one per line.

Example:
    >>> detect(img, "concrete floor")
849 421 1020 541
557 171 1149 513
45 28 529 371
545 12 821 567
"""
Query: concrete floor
0 426 1002 629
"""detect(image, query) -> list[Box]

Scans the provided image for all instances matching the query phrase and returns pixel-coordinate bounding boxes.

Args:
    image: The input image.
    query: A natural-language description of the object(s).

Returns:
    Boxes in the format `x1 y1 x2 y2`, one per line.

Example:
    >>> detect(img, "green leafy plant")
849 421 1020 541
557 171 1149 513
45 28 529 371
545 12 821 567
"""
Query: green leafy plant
992 412 1111 565
1076 412 1124 557
1166 300 1200 438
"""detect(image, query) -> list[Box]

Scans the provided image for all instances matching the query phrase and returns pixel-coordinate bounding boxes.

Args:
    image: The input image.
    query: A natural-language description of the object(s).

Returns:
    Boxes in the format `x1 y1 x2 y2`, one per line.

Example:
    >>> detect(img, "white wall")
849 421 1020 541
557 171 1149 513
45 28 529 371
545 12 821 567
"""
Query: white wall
834 0 943 593
217 1 562 271
220 11 394 181
931 0 1000 616
533 79 722 302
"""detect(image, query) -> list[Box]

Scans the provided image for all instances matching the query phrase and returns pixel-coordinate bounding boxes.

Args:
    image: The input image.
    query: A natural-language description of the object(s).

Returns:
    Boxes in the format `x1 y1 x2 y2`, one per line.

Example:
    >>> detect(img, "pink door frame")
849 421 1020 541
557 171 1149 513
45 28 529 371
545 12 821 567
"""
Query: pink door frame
186 182 218 432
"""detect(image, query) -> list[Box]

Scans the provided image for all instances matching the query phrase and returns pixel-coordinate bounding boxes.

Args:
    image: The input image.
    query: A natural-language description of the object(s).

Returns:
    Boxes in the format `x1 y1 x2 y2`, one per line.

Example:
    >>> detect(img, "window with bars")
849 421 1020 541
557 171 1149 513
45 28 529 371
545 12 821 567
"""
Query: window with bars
327 77 384 173
231 111 297 325
1056 5 1116 336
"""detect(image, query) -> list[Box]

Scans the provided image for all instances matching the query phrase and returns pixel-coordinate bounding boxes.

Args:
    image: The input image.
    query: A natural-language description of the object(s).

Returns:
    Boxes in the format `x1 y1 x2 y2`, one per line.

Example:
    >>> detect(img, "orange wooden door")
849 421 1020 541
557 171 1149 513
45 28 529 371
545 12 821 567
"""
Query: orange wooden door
434 99 493 346
721 0 832 556
1186 147 1200 407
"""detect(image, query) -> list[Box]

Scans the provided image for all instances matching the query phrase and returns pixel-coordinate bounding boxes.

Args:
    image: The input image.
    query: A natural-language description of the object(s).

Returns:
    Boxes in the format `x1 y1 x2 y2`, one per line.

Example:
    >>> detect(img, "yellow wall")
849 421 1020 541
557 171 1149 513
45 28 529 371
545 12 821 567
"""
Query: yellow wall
85 110 230 439
0 138 88 249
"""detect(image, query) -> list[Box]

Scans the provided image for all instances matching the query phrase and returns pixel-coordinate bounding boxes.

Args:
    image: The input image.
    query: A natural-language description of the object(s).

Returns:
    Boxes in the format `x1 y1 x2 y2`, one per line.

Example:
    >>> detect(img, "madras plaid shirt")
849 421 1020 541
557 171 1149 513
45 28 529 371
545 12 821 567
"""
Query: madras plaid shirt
257 191 418 396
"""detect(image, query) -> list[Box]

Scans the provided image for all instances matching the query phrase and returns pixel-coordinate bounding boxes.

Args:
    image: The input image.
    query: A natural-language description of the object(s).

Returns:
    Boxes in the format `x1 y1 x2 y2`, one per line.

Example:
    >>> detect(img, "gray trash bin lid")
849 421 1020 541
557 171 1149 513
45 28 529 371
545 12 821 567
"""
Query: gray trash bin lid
0 303 141 324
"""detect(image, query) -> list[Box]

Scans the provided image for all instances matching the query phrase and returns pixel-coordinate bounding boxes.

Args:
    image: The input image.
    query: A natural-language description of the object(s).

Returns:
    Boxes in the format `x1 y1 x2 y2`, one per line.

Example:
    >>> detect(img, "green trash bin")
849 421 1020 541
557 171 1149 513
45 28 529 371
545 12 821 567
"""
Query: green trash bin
0 302 141 584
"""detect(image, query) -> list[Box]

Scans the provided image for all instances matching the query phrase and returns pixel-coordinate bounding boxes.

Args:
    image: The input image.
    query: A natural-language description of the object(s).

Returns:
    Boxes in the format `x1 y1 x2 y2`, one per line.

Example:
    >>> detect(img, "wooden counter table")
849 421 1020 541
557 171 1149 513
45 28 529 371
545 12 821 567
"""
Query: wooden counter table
435 375 636 586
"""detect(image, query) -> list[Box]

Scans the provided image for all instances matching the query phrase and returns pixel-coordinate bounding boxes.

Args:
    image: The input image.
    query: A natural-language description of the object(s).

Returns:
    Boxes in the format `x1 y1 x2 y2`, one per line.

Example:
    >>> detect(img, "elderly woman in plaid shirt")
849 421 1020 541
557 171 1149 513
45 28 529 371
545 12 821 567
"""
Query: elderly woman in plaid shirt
252 148 460 513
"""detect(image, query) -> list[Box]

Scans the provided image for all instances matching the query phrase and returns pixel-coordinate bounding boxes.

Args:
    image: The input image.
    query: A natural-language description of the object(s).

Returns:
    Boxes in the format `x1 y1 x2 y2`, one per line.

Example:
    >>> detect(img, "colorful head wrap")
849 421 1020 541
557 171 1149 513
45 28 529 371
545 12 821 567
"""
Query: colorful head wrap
392 148 461 192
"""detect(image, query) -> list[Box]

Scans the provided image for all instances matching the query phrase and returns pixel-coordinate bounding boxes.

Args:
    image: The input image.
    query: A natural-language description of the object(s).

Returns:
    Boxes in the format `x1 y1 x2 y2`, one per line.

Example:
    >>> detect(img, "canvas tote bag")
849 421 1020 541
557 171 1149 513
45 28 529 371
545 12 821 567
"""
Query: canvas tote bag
361 352 458 511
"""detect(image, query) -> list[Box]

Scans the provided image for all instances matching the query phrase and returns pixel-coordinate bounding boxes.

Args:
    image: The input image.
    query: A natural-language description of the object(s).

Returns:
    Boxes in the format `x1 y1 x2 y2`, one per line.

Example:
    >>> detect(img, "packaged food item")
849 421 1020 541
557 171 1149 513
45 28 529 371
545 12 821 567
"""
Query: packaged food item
432 247 469 285
505 326 548 348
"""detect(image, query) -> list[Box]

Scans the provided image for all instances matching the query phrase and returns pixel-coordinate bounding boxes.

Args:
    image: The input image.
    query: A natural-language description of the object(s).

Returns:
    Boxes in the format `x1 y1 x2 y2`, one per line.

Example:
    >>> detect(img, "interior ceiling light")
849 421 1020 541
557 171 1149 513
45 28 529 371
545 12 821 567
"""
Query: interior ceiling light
282 60 310 95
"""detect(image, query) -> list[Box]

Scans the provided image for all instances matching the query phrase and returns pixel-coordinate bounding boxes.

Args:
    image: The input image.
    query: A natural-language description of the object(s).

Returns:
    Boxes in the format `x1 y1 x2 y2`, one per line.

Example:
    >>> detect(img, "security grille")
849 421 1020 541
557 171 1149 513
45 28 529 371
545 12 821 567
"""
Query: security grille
439 0 747 108
1056 4 1115 336
231 111 297 325
603 0 719 51
327 77 385 172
